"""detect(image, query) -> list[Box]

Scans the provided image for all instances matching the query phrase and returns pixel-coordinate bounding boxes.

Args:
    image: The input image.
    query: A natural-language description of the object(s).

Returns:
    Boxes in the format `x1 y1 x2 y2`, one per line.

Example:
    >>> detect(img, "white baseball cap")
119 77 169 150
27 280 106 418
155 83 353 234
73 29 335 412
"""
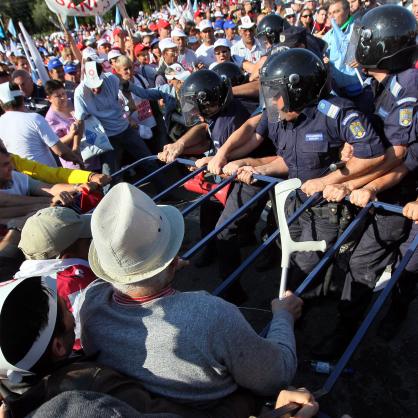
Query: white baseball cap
82 47 105 63
198 19 213 31
84 61 104 89
214 11 223 17
0 82 23 104
284 7 296 16
108 49 122 61
165 63 191 81
171 28 187 38
213 38 232 49
97 38 111 48
159 38 177 52
239 16 255 29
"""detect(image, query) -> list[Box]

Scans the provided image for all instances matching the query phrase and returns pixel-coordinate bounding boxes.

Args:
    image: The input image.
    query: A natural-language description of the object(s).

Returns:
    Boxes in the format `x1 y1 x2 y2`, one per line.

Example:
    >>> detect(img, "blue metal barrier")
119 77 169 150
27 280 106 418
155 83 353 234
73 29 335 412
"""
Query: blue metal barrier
121 155 417 401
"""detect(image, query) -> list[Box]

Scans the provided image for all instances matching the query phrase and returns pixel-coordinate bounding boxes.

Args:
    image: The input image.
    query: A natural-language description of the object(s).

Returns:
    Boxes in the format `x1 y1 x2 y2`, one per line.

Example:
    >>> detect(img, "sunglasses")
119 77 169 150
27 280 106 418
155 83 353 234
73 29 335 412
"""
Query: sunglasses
301 14 312 18
215 49 229 54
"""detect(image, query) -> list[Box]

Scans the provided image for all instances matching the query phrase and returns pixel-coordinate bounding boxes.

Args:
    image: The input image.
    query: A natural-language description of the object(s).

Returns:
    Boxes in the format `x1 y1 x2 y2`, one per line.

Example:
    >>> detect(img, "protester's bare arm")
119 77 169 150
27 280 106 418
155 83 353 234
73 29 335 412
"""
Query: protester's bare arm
158 123 209 163
50 141 84 167
232 80 260 99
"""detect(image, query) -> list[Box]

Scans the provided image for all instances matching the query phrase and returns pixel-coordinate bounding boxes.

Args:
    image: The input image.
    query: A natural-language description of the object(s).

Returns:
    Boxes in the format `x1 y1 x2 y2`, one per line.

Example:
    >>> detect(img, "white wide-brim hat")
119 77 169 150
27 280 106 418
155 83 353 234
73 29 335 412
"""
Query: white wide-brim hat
88 183 185 284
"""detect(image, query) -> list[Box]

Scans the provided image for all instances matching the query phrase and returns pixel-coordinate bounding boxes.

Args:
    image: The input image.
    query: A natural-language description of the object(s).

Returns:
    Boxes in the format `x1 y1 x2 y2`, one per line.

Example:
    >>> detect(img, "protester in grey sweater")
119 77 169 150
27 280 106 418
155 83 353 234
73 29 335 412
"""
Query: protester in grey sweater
80 183 303 410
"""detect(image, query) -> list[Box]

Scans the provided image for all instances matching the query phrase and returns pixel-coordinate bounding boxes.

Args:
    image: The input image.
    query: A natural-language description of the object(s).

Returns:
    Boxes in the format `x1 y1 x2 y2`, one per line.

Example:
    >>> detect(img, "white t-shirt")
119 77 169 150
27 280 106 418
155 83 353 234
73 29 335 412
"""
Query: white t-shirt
0 111 59 167
0 171 30 196
195 43 216 67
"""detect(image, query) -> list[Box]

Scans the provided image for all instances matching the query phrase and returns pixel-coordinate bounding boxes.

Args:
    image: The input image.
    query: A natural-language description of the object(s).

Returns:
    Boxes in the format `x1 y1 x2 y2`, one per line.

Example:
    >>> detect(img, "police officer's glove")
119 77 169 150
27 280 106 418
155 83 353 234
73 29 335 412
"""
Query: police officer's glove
119 79 131 93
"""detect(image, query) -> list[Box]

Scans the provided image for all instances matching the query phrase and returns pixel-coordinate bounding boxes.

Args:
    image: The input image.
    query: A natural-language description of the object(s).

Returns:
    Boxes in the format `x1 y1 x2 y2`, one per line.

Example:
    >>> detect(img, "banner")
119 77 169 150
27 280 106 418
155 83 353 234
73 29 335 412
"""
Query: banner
45 0 120 17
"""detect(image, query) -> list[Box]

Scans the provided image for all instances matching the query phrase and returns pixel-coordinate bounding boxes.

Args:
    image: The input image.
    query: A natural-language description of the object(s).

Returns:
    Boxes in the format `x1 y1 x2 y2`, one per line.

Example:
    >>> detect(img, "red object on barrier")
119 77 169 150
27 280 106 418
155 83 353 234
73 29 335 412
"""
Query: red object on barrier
80 189 103 213
183 172 231 206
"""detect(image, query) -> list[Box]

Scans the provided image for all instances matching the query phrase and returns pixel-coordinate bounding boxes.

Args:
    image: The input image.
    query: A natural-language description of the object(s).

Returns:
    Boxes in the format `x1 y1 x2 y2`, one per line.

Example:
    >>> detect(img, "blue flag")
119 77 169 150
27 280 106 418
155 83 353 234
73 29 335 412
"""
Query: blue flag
74 16 79 31
193 0 198 12
115 5 122 26
7 19 17 38
0 25 5 40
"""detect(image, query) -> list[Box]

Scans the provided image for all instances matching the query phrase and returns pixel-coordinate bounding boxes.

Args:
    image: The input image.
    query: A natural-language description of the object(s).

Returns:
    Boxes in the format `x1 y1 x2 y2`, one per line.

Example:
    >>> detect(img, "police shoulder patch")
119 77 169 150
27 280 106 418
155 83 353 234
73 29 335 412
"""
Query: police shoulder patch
318 100 340 119
399 107 413 127
389 76 403 98
349 120 366 139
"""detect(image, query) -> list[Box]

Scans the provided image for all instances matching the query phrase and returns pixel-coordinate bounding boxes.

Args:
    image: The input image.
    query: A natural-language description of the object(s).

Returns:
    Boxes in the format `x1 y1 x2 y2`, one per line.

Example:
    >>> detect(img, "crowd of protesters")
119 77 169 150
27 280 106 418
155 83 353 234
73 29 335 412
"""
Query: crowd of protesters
0 0 417 416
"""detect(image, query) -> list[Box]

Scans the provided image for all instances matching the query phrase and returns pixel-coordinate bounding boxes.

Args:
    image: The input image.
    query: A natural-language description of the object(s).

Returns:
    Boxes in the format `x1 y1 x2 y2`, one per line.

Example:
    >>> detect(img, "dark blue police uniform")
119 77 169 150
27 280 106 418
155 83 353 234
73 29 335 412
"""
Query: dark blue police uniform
256 95 385 288
199 100 276 282
344 69 417 292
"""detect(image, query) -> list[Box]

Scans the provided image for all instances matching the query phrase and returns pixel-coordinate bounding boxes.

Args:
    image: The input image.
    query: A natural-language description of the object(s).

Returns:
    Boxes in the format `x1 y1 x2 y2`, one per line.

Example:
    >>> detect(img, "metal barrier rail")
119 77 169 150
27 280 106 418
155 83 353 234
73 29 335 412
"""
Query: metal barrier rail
116 156 417 401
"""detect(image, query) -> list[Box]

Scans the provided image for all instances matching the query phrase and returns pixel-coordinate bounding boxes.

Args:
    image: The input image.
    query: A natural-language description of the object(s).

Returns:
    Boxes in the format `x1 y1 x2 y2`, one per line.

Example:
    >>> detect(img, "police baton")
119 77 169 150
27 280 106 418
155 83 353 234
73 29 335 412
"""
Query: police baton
274 178 327 299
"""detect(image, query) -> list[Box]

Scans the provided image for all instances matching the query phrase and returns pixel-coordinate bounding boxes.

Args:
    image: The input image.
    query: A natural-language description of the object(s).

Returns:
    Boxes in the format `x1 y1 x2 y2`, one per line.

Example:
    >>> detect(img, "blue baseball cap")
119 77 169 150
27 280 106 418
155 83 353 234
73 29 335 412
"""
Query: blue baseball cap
64 63 77 74
223 20 236 30
47 58 63 71
214 20 225 30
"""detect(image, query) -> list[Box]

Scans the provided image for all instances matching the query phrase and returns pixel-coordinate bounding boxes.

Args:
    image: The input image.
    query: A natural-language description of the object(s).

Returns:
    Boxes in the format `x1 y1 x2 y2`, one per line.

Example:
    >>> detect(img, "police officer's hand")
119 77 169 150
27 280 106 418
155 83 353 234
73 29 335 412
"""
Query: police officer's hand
207 154 227 175
403 201 418 223
341 143 353 162
274 388 319 418
349 186 377 207
271 291 303 320
323 184 350 202
195 156 213 168
158 142 185 163
236 165 257 184
301 178 326 196
222 160 248 176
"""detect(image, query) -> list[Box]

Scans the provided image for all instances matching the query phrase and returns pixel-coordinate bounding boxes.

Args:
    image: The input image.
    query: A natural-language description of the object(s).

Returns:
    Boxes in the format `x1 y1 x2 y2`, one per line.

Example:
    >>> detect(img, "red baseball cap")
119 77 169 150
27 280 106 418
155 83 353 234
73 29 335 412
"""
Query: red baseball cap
113 27 125 37
194 10 203 18
134 43 149 56
149 23 158 32
157 19 170 29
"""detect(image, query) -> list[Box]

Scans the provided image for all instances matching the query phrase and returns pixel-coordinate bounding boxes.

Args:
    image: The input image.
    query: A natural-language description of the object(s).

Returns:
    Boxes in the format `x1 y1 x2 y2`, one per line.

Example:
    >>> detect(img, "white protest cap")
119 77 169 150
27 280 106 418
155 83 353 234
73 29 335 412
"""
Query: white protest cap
198 19 213 31
165 63 191 81
159 38 177 52
214 11 224 17
0 277 57 384
97 38 111 48
0 82 23 104
214 38 232 49
239 16 255 29
171 28 187 38
284 7 296 16
84 61 104 89
82 47 105 63
108 49 122 61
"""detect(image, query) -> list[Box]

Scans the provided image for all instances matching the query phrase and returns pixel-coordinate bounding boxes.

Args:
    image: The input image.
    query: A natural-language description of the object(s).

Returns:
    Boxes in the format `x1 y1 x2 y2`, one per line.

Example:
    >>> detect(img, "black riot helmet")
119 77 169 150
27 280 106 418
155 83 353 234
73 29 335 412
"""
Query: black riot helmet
179 70 231 126
355 5 417 72
212 62 248 86
256 14 290 50
260 48 328 121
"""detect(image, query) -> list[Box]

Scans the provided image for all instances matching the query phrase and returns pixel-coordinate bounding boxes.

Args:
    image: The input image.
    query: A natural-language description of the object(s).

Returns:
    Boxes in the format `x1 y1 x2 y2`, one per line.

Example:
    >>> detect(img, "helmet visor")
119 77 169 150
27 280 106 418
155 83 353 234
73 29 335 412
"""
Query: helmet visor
179 94 202 126
256 33 271 51
261 80 288 123
344 23 362 66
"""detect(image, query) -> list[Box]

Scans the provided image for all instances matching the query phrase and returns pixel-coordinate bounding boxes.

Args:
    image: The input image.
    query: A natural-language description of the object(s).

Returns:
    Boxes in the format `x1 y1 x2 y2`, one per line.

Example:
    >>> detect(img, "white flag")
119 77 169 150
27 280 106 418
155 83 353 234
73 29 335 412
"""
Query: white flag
45 0 120 17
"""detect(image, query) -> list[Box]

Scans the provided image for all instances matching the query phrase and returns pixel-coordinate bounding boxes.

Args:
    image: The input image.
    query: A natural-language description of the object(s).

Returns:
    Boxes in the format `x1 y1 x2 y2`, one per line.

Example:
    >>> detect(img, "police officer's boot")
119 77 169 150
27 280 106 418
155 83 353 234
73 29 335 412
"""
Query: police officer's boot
378 271 416 340
311 282 373 360
217 239 248 305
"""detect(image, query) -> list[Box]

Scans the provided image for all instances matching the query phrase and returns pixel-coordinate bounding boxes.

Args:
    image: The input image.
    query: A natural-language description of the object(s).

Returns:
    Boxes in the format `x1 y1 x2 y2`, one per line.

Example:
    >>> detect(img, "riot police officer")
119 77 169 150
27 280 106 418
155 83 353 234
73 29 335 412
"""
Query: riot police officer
237 48 385 293
314 5 418 358
158 70 264 303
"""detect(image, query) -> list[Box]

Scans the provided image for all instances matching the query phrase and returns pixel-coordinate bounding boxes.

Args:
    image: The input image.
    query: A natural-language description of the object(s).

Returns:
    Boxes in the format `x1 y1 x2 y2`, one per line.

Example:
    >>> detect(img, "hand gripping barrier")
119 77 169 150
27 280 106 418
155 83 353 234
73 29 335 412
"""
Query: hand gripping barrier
114 156 417 402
